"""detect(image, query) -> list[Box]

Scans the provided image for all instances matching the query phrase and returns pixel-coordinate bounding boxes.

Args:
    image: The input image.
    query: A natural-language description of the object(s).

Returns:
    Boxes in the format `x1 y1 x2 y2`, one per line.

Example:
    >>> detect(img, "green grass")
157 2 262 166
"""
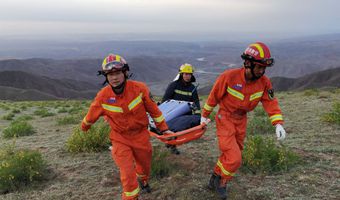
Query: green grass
0 144 47 193
57 115 80 125
33 108 55 117
321 102 340 125
16 115 34 121
57 107 68 113
151 147 173 179
66 120 111 153
247 107 275 135
303 88 319 96
2 121 35 138
2 113 15 121
242 135 300 174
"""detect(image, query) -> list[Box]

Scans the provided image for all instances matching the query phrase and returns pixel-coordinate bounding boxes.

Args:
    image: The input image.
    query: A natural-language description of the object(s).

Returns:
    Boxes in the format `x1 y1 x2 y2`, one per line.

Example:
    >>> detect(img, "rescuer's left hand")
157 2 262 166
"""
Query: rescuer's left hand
275 124 286 141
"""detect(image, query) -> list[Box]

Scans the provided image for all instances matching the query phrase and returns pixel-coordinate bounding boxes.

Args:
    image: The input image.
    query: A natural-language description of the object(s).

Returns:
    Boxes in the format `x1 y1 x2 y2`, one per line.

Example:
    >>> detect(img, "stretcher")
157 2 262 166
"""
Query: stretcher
149 122 208 146
149 99 210 146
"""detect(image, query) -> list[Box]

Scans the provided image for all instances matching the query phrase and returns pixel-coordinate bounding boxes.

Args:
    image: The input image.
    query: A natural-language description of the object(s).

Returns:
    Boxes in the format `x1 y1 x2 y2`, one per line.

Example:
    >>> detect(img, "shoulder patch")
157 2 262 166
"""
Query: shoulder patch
268 89 274 100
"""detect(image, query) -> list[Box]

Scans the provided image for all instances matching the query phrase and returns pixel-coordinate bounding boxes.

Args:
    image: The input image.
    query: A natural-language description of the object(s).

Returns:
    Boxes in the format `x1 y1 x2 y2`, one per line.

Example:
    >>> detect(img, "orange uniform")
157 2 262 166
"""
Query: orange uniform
202 67 283 182
82 80 168 200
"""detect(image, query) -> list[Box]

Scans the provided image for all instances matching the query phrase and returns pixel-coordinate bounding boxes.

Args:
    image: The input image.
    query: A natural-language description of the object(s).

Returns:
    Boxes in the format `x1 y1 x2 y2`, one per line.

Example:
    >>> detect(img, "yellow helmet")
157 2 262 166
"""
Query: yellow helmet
179 63 194 74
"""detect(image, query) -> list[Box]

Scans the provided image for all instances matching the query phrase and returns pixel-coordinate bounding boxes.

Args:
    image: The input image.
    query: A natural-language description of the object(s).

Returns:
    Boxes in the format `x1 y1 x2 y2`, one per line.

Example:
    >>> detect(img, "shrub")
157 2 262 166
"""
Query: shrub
2 113 15 121
33 108 55 117
303 88 319 96
57 115 79 125
2 121 35 138
242 135 300 174
0 145 47 193
57 107 68 113
16 115 34 121
11 109 21 114
247 115 274 135
68 106 83 114
66 120 111 153
151 146 172 178
0 104 10 111
322 102 340 125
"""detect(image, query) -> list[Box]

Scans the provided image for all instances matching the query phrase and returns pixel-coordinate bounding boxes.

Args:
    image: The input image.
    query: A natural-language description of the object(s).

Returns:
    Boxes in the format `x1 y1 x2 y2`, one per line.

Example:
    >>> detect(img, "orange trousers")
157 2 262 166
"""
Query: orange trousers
214 111 247 182
110 129 152 200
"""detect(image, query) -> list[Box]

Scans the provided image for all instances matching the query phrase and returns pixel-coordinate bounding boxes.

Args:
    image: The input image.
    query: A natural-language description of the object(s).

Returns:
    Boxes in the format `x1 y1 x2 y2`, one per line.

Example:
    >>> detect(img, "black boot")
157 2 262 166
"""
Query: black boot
214 175 227 200
166 144 180 155
138 179 151 193
208 173 218 190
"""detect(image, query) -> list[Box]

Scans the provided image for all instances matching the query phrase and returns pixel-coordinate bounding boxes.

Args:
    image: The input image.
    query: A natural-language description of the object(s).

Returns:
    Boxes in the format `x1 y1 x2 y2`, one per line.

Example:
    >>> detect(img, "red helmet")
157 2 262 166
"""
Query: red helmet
241 42 274 67
101 54 129 73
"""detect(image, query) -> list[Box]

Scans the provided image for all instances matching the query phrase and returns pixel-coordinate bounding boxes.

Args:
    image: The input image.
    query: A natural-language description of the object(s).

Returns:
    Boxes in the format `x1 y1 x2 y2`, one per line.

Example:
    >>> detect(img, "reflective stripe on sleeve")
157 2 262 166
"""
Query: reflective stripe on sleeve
270 114 283 123
203 103 214 111
82 117 92 125
153 114 165 123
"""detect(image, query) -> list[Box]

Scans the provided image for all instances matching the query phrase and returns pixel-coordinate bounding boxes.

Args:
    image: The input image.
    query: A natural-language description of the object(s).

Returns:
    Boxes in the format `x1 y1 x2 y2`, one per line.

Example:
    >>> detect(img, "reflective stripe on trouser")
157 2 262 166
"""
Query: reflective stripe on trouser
111 133 152 200
214 111 247 182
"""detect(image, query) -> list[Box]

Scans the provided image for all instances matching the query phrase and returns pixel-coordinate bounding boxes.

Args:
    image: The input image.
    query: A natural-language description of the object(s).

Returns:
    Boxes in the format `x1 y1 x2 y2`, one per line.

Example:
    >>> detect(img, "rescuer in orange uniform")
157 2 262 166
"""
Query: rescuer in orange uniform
201 42 287 199
81 54 173 200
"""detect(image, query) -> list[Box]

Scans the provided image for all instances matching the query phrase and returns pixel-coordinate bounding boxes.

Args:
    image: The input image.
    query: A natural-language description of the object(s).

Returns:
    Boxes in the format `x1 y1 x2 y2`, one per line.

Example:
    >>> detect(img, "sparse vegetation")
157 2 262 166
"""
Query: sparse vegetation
151 147 173 178
303 88 319 96
16 115 34 121
57 115 79 125
321 101 340 125
2 113 15 121
11 109 20 114
66 120 110 153
0 91 339 199
242 135 300 174
33 108 55 117
247 107 274 135
0 144 47 193
2 120 35 138
57 107 68 113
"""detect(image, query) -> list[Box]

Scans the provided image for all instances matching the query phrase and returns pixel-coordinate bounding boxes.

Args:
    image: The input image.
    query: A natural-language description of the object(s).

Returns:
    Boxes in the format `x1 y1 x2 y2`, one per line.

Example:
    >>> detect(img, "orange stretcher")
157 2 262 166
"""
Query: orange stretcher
149 122 208 146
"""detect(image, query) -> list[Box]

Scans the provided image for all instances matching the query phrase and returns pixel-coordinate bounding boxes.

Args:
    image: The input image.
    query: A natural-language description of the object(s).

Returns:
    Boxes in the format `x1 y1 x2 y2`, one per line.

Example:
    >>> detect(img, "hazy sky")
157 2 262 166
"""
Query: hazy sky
1 0 339 40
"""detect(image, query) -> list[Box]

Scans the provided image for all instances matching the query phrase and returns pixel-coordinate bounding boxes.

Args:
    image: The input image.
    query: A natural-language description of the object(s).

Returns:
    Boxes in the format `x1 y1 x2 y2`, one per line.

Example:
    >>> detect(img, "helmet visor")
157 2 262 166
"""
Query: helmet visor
103 61 124 71
242 53 274 67
254 58 274 67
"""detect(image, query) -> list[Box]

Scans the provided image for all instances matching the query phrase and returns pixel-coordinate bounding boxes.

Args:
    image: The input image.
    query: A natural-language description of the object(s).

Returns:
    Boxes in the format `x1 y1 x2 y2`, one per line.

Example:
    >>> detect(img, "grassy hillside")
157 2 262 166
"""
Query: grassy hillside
0 89 339 200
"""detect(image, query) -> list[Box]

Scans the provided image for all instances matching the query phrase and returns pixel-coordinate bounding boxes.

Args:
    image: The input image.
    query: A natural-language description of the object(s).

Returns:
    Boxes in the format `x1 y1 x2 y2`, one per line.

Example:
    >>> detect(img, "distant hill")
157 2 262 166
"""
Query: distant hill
271 67 340 91
0 86 61 101
198 67 340 95
2 34 340 79
0 71 98 100
0 57 181 83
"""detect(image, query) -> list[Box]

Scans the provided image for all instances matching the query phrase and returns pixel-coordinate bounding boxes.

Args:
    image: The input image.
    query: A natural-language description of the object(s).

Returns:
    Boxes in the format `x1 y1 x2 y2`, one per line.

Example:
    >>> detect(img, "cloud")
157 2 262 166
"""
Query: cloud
1 0 339 38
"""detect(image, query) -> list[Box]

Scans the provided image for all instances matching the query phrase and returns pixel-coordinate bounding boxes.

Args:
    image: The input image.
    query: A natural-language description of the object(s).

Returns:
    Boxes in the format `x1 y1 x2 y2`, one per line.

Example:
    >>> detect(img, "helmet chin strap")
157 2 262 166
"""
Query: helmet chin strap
110 79 126 94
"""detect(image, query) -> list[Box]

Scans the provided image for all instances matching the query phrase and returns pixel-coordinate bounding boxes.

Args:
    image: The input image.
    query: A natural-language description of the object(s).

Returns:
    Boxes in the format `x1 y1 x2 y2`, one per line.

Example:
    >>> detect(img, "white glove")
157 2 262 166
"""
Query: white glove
275 124 286 141
200 116 210 125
